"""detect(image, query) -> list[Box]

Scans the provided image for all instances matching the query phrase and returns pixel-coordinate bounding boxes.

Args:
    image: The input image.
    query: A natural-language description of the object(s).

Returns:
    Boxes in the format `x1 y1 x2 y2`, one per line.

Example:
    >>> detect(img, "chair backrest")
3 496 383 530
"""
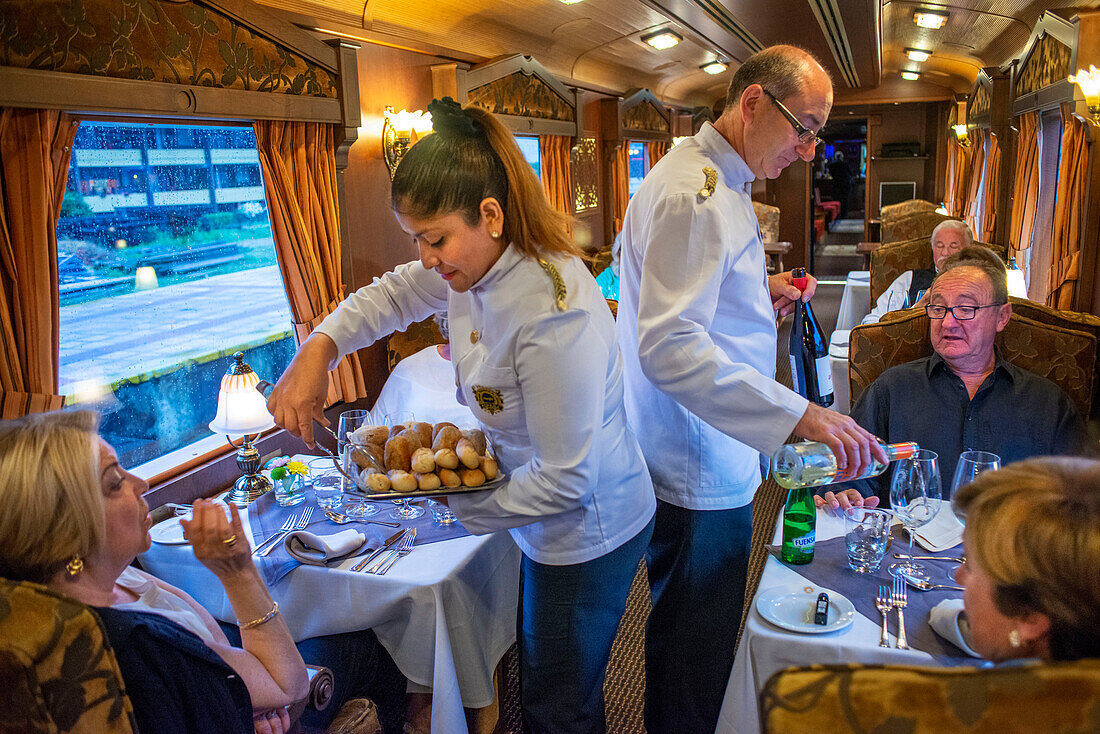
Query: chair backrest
386 317 446 373
0 577 136 733
881 210 950 244
848 307 1096 419
1008 299 1100 420
869 238 1006 302
879 198 937 222
760 659 1100 734
752 200 780 243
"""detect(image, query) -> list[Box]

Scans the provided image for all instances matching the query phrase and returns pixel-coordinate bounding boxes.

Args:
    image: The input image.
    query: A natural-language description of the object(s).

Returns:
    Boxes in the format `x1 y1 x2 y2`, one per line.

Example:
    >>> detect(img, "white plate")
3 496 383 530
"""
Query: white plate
755 584 856 634
149 516 187 545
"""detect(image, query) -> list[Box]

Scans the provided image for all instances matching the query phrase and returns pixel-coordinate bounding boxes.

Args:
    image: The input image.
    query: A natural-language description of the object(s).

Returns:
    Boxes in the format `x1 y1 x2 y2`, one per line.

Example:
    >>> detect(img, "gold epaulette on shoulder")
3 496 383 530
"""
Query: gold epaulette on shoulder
537 258 568 311
698 166 718 199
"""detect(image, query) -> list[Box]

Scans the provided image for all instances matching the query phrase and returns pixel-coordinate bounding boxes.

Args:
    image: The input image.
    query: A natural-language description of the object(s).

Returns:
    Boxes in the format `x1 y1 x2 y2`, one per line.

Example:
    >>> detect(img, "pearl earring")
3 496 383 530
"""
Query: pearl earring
490 231 501 239
1009 629 1022 648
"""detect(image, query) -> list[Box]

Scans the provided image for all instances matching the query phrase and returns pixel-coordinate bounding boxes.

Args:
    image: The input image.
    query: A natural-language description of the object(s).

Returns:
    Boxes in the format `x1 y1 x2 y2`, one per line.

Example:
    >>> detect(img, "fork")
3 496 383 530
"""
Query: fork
874 586 892 648
892 575 910 650
257 507 313 557
370 528 416 574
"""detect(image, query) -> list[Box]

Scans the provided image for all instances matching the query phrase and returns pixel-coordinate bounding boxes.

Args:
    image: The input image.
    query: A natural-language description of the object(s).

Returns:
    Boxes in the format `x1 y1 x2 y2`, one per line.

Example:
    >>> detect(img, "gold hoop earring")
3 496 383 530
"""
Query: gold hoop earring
66 556 84 577
1009 629 1022 648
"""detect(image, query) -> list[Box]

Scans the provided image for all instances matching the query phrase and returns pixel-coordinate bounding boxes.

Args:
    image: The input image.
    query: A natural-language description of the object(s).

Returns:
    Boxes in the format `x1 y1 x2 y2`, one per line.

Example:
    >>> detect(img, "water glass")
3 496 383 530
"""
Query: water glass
949 450 1000 499
307 456 343 511
274 472 307 507
428 498 457 525
384 411 425 520
843 507 891 573
888 448 941 582
339 410 380 519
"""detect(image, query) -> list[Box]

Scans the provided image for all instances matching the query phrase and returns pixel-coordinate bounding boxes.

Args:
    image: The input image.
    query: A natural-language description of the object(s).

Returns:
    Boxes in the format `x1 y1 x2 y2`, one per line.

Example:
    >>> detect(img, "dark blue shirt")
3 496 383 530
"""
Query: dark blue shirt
841 352 1089 502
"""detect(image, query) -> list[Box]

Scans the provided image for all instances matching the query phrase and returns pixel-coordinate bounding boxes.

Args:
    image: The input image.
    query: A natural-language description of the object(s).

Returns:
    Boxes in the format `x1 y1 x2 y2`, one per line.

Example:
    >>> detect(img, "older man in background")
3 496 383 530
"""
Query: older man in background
819 246 1089 510
862 219 973 324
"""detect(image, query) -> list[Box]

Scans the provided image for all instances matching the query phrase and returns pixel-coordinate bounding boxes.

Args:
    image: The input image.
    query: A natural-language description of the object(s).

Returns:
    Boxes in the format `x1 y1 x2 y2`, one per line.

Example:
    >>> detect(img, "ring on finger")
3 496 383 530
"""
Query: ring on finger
222 534 238 547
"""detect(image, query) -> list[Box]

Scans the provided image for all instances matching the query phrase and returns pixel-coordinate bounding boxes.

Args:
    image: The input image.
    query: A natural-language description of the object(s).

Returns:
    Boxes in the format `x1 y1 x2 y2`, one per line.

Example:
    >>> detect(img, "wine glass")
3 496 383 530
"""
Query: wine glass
888 449 941 582
949 450 1000 499
339 409 380 519
384 411 425 520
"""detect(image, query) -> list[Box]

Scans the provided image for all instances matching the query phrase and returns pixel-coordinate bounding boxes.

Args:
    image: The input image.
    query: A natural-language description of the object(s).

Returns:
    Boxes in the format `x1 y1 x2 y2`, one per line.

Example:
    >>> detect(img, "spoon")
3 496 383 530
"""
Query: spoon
903 577 963 592
894 553 966 563
325 510 400 528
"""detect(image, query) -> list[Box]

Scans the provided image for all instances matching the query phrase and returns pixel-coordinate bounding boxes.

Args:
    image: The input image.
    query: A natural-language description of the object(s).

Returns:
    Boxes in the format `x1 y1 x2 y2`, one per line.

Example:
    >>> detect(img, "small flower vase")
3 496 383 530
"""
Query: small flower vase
275 473 307 507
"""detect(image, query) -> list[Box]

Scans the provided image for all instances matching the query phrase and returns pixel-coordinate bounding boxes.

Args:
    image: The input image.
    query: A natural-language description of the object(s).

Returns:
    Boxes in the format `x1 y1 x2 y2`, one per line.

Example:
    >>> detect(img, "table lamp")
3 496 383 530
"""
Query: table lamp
1006 257 1027 299
209 351 276 504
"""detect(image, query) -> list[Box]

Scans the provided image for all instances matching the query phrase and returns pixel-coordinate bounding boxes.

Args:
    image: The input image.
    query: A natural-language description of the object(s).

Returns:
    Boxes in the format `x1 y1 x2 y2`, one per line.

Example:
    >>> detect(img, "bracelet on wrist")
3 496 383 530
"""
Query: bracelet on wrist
239 601 279 630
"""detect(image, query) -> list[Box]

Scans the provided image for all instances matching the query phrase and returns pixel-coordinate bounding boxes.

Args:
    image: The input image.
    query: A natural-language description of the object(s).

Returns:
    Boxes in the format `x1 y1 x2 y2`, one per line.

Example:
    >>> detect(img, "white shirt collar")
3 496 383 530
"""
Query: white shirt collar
695 122 755 194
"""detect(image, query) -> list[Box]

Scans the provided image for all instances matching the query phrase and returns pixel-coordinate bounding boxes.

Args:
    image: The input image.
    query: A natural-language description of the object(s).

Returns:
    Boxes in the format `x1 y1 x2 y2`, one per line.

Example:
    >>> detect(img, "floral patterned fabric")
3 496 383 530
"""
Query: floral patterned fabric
752 201 780 244
880 199 937 222
385 318 445 373
760 660 1100 733
870 238 1005 303
849 308 1095 419
0 578 136 733
881 211 951 244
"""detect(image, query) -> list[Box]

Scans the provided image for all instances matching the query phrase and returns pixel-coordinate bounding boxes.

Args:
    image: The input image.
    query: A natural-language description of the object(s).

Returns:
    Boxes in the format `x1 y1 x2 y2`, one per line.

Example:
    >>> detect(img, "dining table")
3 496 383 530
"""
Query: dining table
139 455 521 734
716 499 975 733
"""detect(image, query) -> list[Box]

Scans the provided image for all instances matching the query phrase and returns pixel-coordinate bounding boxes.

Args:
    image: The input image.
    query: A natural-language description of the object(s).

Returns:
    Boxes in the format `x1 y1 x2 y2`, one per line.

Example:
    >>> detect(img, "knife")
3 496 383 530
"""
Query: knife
351 529 407 572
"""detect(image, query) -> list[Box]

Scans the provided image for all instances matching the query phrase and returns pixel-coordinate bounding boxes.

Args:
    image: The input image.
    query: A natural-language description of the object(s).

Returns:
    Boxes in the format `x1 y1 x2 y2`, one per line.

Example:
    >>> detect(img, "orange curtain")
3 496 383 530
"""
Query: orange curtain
963 128 987 235
0 108 77 418
611 142 630 235
1008 111 1039 261
980 131 1001 243
253 120 366 406
946 136 971 218
538 135 573 221
1048 109 1092 309
647 140 670 167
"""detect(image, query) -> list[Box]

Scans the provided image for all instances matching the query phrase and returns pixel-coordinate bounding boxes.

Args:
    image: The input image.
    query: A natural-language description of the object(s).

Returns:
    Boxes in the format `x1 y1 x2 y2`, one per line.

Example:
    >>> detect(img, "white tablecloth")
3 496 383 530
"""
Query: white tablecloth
141 500 520 734
835 270 871 331
716 506 942 733
828 329 851 414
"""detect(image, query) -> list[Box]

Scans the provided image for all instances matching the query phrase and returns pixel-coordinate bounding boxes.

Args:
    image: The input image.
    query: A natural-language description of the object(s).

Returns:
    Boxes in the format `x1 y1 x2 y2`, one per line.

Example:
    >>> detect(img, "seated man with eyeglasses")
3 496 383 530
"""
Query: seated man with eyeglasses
818 245 1089 509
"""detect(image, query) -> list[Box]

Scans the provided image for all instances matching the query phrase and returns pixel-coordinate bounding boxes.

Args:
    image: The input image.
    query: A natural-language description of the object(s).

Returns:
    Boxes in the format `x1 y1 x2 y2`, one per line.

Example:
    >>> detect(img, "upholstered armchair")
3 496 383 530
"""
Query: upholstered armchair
879 198 937 222
386 318 446 372
752 201 780 244
881 210 951 244
848 307 1096 419
869 238 1006 303
759 660 1100 733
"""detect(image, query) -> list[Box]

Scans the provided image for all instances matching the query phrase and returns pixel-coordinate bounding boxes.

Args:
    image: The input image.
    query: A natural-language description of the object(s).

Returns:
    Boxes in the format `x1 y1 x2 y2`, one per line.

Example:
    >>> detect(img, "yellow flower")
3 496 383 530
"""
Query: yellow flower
286 460 309 476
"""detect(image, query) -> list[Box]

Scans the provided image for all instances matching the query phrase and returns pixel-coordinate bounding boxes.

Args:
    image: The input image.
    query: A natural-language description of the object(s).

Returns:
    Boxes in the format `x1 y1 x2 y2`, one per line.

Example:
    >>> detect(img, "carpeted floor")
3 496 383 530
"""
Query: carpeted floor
828 218 864 234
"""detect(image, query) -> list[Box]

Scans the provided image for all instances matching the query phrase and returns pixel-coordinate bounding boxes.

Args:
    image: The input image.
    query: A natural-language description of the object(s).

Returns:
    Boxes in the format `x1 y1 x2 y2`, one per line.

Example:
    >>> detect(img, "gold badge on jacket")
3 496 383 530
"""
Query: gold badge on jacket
473 386 504 414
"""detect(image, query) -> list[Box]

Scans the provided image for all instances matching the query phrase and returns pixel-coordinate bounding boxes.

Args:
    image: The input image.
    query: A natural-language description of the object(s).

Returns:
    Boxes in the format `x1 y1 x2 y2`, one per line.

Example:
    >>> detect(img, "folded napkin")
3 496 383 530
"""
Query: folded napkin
914 507 964 552
284 528 365 566
928 599 982 658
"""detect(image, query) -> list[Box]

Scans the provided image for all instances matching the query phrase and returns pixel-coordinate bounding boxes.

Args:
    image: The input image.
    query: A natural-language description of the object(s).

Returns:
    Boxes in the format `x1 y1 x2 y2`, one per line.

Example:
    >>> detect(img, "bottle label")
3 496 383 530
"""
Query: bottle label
791 532 815 549
890 442 919 460
814 354 833 396
789 355 800 391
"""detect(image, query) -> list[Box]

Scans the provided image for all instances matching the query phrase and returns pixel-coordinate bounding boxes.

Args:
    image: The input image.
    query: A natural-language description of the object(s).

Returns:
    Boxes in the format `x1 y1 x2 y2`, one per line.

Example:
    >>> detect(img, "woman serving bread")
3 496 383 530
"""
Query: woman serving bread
267 98 655 733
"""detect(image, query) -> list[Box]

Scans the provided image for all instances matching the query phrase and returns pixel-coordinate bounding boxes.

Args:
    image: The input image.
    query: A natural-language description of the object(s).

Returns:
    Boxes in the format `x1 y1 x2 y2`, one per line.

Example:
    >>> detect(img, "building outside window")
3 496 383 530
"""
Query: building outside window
58 121 294 470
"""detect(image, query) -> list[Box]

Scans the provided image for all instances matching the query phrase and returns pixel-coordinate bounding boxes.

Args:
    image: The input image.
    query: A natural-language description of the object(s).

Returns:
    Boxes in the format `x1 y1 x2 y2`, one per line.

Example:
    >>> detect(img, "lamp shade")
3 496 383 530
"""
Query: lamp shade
1006 258 1028 299
209 352 276 435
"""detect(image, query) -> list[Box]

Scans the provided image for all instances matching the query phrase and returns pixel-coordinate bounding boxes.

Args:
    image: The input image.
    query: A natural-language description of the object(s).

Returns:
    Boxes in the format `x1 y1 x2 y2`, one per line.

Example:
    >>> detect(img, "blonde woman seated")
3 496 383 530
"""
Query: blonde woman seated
931 457 1100 662
0 411 308 734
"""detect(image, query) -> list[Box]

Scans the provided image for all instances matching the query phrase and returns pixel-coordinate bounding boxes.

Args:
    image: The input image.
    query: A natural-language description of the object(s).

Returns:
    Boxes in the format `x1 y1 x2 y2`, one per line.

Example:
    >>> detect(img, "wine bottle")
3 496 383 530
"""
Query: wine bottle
771 440 920 489
781 486 816 565
787 268 833 407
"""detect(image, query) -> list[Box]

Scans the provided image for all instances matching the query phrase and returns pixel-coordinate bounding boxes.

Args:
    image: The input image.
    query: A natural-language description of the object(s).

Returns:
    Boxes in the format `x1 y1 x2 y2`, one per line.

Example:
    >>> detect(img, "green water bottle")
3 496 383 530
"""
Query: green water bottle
781 486 816 565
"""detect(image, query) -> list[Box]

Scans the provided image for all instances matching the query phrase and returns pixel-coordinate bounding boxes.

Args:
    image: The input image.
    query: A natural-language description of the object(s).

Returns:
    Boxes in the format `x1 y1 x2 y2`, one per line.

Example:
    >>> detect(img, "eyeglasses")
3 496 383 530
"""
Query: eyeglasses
761 88 823 148
925 303 1004 320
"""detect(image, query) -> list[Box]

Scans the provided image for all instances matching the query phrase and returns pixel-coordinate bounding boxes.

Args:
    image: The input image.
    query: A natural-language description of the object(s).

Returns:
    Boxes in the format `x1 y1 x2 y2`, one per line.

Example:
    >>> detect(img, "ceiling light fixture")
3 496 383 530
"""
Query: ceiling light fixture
558 0 586 4
642 30 682 50
905 48 932 62
901 71 921 81
913 10 948 29
700 61 728 75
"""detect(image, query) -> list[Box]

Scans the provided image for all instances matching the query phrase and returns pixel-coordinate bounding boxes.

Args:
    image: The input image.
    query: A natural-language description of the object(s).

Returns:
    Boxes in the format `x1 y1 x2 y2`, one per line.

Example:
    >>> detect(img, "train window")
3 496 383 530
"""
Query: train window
1025 109 1064 302
515 135 541 178
628 141 647 197
57 120 294 470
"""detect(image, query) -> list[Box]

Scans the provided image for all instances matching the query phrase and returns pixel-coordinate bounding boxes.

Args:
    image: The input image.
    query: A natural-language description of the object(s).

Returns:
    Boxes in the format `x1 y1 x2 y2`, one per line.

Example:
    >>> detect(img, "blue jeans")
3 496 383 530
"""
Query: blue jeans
644 499 753 734
518 518 654 734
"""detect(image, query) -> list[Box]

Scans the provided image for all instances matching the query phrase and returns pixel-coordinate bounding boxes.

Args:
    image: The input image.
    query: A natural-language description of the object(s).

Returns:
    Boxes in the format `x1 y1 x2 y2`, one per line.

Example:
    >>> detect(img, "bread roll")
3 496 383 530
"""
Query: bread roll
388 423 408 440
432 422 458 442
415 471 442 491
349 424 389 446
434 448 460 470
479 455 499 481
410 447 436 474
431 425 461 452
384 435 413 472
410 421 433 447
365 472 391 493
456 438 480 469
349 447 375 471
361 442 386 471
387 470 417 493
398 428 424 451
438 468 462 488
459 467 486 487
461 428 487 455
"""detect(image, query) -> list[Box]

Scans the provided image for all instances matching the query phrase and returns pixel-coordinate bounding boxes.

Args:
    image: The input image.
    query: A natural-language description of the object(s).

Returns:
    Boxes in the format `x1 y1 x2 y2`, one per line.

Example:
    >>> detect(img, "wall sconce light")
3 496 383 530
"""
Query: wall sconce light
952 123 971 148
905 48 932 62
642 30 682 50
1006 257 1028 299
913 9 948 29
382 107 433 178
1068 65 1100 122
700 60 728 75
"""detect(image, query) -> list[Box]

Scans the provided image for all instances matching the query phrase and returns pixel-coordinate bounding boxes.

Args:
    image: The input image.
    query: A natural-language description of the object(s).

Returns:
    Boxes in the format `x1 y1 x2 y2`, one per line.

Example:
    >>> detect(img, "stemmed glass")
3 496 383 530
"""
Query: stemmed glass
949 450 1000 499
384 411 425 520
339 409 380 519
888 449 941 583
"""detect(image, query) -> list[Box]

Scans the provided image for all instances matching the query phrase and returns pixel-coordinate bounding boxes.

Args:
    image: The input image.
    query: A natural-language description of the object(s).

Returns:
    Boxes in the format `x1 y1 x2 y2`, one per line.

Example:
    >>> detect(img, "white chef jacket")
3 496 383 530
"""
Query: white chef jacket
316 245 655 565
616 122 808 510
862 270 914 324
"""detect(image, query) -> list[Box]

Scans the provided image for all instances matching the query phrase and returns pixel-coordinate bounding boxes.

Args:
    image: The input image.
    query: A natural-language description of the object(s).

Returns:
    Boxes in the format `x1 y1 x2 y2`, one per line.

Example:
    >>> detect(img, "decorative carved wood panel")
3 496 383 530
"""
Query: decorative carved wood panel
572 137 598 213
467 71 575 122
1015 32 1072 98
